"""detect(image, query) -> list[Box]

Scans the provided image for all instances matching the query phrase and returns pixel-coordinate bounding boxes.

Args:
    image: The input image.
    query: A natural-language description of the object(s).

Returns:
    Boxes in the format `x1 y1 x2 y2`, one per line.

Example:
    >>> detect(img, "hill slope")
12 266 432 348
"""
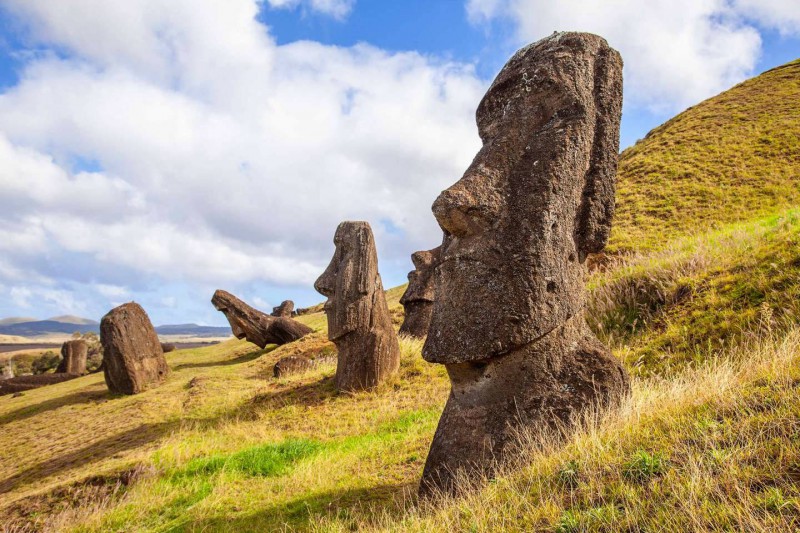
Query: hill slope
610 59 800 253
2 59 800 532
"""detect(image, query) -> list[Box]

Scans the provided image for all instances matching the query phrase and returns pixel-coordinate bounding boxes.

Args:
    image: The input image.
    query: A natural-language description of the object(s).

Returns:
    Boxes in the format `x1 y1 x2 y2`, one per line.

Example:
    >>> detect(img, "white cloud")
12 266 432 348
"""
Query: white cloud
465 0 798 112
265 0 355 19
0 0 484 317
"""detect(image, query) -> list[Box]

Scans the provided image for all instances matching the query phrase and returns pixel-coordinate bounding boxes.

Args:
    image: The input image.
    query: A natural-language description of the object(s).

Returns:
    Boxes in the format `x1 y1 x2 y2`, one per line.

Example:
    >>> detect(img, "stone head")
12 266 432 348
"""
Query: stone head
211 289 250 340
399 247 440 306
314 221 379 340
423 32 623 364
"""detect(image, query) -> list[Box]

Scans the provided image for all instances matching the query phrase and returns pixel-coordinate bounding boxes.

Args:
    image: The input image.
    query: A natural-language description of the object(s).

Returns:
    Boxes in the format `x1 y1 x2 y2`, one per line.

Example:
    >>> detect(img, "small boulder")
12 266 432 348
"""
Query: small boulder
273 355 314 378
160 343 176 353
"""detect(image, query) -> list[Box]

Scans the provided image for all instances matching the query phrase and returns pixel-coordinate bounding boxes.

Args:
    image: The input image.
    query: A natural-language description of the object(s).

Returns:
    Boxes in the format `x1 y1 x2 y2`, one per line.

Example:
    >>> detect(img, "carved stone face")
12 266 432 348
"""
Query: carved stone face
399 248 439 306
314 221 378 341
423 33 623 364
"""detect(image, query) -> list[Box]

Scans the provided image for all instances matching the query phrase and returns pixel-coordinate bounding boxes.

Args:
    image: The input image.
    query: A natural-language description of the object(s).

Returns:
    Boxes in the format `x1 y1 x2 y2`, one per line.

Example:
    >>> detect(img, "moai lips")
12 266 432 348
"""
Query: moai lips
420 32 631 496
314 221 400 393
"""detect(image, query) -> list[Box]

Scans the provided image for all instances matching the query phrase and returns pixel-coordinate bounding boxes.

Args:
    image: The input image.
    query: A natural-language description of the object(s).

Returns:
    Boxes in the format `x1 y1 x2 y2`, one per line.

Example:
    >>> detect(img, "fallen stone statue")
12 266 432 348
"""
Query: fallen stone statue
419 32 631 497
271 300 295 318
211 290 312 348
314 221 400 392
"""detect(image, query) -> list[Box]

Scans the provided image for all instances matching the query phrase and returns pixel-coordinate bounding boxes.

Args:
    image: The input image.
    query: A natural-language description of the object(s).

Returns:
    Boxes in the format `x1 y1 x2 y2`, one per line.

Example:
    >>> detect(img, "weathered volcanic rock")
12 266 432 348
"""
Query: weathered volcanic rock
314 221 401 392
160 343 176 353
273 355 314 378
101 302 170 395
211 290 312 348
419 32 630 496
0 373 82 396
399 247 441 337
271 300 295 318
56 339 88 374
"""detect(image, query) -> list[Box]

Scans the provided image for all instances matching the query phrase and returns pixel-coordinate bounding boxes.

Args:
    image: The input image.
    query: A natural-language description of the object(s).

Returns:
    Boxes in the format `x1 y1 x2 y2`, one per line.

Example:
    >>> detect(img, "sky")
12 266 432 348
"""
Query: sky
0 0 798 326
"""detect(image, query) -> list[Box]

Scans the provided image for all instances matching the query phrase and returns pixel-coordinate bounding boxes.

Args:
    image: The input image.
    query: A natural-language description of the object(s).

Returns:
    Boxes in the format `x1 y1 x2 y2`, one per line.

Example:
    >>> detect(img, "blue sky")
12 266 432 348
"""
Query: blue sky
0 0 798 326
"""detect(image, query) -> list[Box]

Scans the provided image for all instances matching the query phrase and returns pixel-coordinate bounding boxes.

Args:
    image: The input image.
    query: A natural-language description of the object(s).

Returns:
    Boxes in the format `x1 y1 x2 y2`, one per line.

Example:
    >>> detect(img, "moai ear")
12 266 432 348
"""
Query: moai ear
574 45 623 259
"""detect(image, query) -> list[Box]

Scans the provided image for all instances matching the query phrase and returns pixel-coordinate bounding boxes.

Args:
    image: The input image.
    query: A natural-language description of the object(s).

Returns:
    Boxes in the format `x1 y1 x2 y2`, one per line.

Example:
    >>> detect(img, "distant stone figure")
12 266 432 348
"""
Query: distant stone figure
419 32 630 496
399 247 441 337
211 290 312 348
314 221 400 392
101 302 170 395
271 300 295 318
56 339 88 374
160 343 176 353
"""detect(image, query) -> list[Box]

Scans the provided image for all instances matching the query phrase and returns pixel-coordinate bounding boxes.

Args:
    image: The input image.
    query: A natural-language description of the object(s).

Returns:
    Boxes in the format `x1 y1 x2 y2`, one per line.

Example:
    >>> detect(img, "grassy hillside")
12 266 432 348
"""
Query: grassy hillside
2 59 800 532
610 59 800 253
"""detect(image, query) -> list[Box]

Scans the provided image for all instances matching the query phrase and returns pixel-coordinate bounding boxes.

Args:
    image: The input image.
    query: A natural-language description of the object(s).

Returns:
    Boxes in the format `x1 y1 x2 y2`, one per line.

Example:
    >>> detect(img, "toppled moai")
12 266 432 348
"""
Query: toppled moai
211 290 312 348
314 221 400 392
101 302 170 395
271 300 295 318
420 32 630 496
399 247 441 338
56 339 88 374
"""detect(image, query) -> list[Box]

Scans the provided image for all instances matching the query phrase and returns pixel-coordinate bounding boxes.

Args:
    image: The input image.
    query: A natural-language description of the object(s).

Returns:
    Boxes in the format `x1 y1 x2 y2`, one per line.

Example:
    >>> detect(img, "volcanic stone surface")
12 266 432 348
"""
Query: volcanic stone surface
399 246 441 338
56 339 88 374
273 355 314 378
211 290 312 348
160 343 176 353
314 221 401 392
420 32 631 496
271 300 295 318
100 302 170 395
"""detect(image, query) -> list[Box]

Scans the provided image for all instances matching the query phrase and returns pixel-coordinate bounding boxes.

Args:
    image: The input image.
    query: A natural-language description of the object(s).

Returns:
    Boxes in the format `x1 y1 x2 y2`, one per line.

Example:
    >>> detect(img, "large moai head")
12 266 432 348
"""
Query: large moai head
314 221 381 340
399 246 441 337
423 32 623 364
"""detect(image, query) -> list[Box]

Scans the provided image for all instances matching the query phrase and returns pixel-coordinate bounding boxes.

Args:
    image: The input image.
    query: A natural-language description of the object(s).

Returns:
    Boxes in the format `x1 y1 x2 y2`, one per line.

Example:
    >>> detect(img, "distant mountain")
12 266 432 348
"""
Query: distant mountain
47 315 99 325
0 317 37 326
0 320 99 337
155 324 231 337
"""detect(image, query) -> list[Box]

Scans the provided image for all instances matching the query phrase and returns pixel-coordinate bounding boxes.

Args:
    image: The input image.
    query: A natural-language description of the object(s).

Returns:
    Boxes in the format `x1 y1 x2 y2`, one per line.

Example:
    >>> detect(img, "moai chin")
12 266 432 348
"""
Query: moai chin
398 246 441 338
314 221 401 392
420 32 631 496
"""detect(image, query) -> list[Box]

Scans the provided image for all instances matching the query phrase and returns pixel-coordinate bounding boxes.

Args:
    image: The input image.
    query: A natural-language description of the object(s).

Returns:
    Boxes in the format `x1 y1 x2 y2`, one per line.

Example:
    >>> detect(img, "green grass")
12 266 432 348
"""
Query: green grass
2 58 800 532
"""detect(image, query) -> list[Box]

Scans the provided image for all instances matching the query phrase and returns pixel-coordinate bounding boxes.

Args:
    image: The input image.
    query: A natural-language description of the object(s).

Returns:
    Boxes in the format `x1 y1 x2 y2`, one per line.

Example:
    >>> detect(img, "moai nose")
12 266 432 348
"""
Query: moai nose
432 182 493 238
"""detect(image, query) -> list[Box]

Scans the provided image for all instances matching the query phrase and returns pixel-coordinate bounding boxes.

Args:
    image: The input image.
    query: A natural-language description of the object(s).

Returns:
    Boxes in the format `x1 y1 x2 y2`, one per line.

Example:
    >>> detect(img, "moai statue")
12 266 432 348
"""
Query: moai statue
271 300 295 318
56 339 88 374
212 290 312 347
314 221 401 392
101 302 170 395
419 32 630 496
398 247 441 338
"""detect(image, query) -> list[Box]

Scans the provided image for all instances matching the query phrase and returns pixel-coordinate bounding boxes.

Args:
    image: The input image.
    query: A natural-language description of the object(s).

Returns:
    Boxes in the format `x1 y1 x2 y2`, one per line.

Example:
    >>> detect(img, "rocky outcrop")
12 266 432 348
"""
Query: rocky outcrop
399 247 441 337
314 221 400 392
271 300 295 318
211 290 312 348
420 32 630 496
100 302 170 395
56 339 88 374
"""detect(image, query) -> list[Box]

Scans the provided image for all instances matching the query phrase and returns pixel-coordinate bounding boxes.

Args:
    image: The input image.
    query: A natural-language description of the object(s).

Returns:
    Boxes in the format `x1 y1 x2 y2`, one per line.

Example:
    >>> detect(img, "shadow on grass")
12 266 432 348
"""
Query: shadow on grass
173 347 269 371
184 482 413 532
0 421 180 495
243 376 338 415
0 387 109 427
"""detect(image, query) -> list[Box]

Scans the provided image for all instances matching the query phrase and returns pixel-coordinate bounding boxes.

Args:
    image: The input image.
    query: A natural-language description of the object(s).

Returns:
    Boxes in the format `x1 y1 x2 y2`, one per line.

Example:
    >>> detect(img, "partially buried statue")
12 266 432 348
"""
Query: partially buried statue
101 302 169 395
212 290 312 348
57 339 88 374
314 221 400 392
271 300 295 318
398 246 441 338
420 32 630 496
